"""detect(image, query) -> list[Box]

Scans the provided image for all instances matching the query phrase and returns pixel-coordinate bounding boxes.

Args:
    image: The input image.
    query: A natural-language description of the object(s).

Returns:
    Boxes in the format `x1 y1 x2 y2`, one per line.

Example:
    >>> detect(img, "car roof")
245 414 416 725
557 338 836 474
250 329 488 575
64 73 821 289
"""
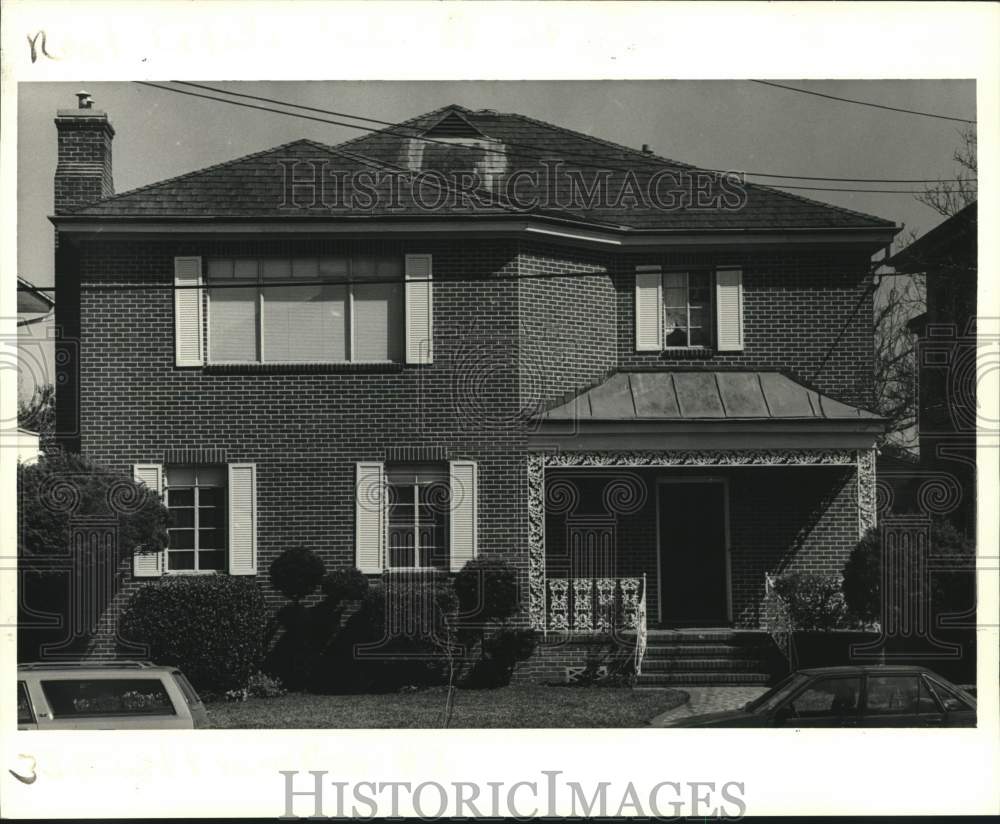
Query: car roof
18 660 177 674
796 665 941 676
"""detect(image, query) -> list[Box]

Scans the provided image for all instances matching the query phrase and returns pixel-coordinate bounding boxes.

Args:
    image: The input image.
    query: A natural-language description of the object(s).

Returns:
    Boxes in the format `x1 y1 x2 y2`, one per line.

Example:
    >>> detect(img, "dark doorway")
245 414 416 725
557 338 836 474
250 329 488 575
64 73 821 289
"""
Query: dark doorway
658 481 729 626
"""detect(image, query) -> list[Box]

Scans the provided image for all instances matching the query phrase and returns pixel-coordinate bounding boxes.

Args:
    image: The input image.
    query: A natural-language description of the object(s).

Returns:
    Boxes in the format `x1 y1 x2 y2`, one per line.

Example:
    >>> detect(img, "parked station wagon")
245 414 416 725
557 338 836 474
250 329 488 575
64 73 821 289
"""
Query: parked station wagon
17 661 207 730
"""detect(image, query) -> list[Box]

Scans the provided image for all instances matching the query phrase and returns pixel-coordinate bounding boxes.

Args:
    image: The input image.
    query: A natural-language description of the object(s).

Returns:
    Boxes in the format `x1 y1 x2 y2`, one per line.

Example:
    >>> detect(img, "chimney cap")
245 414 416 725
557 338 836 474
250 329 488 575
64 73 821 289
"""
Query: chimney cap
76 91 94 109
641 144 653 154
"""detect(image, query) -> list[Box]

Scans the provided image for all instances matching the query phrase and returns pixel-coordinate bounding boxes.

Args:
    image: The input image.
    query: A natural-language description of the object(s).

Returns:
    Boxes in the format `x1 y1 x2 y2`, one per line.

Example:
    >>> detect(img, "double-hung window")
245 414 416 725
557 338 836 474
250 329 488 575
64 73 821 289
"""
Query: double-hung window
165 466 227 572
663 270 713 348
635 265 743 352
386 465 450 570
206 256 404 364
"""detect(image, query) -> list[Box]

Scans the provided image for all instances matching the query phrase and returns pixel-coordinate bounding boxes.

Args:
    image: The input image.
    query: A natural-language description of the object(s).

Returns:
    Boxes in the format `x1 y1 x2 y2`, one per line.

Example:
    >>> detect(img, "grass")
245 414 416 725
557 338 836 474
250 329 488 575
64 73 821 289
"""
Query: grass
205 685 687 729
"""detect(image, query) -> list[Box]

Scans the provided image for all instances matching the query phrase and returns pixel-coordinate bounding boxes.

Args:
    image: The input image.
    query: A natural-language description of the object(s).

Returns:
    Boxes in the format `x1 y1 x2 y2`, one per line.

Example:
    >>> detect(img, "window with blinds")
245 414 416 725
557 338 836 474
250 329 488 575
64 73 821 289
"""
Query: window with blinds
206 256 403 363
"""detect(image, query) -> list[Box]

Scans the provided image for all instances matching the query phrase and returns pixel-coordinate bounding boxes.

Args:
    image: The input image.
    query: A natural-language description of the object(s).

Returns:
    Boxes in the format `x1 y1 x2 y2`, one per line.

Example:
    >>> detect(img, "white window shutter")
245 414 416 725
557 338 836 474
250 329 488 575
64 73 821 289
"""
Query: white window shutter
716 267 744 351
635 267 662 351
449 460 478 573
355 462 385 574
405 254 433 364
132 464 164 578
228 463 257 575
174 256 204 367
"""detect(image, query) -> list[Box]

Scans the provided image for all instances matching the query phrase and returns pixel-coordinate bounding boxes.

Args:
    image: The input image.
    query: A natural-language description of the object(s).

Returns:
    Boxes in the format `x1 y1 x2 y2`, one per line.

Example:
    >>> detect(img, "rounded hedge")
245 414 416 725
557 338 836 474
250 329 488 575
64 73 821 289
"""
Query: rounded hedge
120 576 268 694
321 567 369 603
269 547 326 602
453 556 519 623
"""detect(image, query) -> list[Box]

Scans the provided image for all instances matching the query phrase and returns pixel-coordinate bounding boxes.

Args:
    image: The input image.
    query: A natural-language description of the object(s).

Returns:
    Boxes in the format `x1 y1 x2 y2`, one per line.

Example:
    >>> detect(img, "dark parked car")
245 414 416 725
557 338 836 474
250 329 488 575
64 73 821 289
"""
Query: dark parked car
664 666 976 728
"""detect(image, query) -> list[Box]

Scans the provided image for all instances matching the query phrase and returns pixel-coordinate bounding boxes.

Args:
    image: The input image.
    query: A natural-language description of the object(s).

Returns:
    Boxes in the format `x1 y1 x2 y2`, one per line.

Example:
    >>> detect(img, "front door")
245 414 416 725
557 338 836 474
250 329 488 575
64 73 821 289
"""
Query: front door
658 481 728 625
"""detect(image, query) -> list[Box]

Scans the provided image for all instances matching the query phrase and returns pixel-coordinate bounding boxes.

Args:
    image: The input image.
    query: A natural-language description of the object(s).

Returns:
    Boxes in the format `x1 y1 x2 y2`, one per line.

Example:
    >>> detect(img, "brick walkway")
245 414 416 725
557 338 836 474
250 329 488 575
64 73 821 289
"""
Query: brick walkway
649 686 769 726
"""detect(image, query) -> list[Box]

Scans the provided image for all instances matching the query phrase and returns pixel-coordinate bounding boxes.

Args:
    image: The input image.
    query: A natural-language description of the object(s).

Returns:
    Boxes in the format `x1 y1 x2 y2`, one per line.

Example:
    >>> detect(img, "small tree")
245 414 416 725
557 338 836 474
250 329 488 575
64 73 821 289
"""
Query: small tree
17 448 169 659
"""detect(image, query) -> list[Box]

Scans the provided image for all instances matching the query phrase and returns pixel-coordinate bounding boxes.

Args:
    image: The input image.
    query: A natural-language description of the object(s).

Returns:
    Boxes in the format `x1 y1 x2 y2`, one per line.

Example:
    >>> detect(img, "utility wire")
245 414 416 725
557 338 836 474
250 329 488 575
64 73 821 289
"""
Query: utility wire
750 80 976 125
136 82 973 196
173 80 972 185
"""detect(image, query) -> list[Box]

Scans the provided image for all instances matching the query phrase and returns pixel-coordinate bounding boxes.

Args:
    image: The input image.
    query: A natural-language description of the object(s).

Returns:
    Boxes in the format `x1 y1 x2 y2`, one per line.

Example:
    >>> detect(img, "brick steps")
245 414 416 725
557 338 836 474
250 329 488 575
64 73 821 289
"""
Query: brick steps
644 644 759 659
635 672 771 687
641 657 766 673
635 630 777 687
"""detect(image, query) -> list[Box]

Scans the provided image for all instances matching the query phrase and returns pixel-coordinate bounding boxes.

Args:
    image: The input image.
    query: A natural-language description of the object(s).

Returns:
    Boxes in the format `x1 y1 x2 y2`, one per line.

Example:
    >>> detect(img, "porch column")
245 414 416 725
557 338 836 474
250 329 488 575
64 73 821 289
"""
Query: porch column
526 453 546 630
857 447 878 537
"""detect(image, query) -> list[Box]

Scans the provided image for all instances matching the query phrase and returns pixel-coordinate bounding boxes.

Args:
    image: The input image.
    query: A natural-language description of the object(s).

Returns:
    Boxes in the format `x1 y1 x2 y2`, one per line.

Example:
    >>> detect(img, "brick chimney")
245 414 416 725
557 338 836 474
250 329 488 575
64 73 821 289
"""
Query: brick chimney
54 91 115 214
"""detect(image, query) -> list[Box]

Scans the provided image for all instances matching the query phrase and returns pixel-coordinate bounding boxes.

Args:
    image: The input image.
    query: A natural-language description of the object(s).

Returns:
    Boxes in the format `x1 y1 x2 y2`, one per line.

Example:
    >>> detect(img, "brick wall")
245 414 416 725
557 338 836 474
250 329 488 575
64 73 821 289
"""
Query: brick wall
63 237 533 649
517 242 617 412
616 249 877 410
56 235 872 655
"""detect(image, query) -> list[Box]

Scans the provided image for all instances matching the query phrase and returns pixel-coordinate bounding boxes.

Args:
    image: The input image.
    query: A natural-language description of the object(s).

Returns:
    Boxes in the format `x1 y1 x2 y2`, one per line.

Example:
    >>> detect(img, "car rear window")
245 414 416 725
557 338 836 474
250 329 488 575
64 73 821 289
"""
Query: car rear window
925 676 974 712
40 679 177 718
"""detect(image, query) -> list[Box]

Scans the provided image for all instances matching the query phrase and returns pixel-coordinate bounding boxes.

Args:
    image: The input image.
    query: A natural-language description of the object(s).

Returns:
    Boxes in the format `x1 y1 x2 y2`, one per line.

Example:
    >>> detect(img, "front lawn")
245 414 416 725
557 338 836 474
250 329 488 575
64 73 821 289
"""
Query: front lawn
205 685 687 728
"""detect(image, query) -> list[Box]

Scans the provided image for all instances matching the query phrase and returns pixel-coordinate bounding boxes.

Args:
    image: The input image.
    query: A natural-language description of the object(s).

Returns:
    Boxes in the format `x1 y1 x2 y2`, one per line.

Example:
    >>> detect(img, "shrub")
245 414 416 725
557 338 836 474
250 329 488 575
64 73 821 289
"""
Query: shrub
269 548 326 603
321 566 370 604
771 572 848 631
842 528 881 623
225 671 286 702
121 576 268 694
453 556 519 623
843 519 975 625
453 557 533 688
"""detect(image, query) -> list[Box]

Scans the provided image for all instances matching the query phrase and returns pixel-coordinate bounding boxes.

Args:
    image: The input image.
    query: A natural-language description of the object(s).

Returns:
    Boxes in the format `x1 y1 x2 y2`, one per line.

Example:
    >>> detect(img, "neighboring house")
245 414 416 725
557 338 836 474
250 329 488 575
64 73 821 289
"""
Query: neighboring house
50 97 896 672
16 276 55 406
891 202 977 536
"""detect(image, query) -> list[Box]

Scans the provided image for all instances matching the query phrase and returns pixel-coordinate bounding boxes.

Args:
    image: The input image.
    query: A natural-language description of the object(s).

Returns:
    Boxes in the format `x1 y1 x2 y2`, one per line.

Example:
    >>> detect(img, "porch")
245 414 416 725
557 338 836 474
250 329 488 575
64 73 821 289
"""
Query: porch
526 370 884 635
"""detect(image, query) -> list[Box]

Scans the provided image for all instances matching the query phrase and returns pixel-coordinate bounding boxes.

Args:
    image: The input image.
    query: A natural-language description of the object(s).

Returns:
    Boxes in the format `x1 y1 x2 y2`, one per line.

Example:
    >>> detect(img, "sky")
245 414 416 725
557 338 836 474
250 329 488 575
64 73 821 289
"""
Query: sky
17 79 977 289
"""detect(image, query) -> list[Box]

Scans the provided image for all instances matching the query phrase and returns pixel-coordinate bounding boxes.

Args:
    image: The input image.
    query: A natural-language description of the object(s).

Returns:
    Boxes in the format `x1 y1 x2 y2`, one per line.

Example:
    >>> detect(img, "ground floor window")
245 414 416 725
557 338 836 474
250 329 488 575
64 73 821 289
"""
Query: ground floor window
165 465 227 572
386 465 449 570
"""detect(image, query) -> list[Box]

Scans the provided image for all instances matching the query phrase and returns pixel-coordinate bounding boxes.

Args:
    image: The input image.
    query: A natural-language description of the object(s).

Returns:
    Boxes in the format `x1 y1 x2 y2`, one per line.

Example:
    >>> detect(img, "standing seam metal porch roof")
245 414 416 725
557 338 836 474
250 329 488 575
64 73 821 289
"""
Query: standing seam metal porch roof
538 371 883 422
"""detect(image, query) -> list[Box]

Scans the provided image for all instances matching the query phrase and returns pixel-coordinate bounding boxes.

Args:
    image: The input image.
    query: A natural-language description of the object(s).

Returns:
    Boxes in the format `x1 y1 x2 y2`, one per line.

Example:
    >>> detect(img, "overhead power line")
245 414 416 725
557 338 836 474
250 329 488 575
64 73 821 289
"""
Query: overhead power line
134 81 975 197
750 80 976 124
173 80 971 185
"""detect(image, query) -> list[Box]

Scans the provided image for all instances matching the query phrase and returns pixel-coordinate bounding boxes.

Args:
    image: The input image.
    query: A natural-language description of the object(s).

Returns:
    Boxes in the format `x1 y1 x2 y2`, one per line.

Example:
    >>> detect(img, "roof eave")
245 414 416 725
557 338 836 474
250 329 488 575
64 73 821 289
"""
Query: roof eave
49 212 899 249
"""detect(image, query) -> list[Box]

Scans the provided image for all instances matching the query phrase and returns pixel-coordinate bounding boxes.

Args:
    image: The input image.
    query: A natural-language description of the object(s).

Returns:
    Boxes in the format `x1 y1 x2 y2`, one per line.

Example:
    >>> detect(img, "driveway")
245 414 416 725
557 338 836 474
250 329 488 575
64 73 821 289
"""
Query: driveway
650 686 768 726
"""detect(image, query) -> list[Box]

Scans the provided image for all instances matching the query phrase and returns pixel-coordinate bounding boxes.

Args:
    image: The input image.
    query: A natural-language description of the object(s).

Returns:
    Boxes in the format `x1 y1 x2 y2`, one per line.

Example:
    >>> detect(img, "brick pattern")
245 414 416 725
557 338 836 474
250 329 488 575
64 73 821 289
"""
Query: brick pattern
510 637 634 683
517 242 617 412
54 114 115 215
616 250 877 410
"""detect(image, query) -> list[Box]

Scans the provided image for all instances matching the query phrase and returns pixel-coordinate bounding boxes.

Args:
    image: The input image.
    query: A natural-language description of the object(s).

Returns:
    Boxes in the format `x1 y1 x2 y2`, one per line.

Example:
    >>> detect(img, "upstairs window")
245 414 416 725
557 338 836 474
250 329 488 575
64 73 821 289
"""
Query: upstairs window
206 256 404 364
663 271 713 348
634 265 743 353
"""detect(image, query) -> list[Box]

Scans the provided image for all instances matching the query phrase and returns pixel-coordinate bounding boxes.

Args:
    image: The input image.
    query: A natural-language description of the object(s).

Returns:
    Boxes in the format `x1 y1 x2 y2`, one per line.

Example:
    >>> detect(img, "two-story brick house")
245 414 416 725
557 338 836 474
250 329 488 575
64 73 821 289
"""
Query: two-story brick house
51 97 895 677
